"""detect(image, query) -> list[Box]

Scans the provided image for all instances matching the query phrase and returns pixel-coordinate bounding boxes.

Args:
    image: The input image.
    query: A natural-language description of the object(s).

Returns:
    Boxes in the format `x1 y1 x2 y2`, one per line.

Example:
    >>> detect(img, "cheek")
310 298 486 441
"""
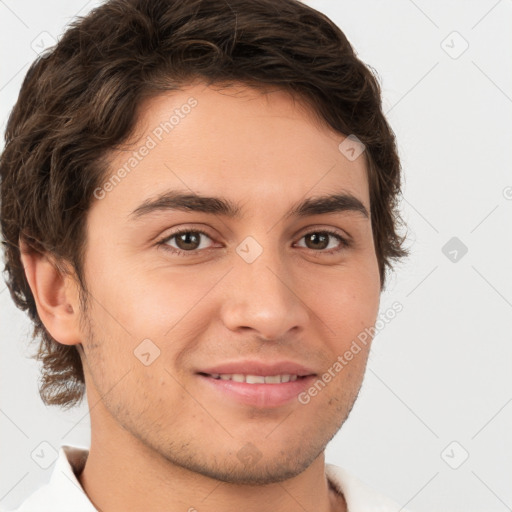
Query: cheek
306 262 380 339
90 261 224 358
85 230 380 347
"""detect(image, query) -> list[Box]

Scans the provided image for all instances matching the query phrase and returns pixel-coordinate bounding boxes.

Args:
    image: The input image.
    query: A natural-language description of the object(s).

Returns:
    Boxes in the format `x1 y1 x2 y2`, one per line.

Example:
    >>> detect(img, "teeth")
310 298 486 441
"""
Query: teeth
246 375 265 384
208 373 301 384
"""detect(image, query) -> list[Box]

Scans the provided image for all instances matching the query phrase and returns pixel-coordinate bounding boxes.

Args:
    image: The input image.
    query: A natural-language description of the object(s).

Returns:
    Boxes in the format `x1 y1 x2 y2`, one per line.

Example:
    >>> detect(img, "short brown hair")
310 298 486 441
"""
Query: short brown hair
0 0 408 409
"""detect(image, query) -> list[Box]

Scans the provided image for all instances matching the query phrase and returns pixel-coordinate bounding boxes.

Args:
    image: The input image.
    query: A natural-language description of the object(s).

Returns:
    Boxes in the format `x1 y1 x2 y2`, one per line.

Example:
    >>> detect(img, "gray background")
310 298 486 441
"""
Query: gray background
1 1 511 511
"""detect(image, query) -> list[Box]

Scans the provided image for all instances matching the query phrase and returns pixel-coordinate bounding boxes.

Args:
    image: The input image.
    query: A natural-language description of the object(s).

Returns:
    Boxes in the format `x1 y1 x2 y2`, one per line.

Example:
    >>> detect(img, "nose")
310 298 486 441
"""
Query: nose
219 244 310 341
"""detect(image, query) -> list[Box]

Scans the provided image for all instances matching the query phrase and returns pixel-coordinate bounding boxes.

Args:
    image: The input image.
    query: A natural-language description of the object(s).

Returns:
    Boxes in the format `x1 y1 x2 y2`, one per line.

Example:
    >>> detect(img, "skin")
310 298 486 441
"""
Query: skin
21 82 381 512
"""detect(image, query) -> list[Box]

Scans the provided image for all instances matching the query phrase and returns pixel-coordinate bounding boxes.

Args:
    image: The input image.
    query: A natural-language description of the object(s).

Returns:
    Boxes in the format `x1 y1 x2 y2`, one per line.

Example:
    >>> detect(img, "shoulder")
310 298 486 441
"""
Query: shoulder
6 445 95 512
326 463 414 512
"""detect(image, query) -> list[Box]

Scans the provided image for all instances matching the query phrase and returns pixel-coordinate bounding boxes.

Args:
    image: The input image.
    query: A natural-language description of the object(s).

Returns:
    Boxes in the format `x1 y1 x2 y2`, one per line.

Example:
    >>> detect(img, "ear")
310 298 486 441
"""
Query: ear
19 238 83 346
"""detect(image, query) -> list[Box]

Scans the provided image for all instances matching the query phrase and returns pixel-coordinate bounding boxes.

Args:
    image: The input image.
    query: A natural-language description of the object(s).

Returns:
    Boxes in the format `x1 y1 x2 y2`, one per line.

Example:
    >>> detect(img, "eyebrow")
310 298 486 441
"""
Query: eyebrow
129 190 369 221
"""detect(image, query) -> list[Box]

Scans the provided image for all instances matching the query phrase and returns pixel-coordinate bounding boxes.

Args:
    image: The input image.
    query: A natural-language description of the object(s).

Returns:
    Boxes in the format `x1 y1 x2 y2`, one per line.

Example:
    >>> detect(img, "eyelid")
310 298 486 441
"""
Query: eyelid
295 224 352 243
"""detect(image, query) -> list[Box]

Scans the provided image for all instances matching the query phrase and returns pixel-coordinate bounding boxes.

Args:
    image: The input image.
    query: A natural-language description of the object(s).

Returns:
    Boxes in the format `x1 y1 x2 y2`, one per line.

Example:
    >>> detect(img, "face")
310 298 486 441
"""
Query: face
77 82 380 484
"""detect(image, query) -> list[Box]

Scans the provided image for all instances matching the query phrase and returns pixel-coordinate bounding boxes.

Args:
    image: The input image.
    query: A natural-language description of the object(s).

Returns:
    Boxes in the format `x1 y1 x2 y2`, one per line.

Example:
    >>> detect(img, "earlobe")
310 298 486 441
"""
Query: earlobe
19 238 82 346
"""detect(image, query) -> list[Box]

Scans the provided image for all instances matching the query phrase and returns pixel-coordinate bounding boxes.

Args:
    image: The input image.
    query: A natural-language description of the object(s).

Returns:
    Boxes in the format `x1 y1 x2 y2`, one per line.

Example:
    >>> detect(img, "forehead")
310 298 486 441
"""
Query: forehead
98 82 370 215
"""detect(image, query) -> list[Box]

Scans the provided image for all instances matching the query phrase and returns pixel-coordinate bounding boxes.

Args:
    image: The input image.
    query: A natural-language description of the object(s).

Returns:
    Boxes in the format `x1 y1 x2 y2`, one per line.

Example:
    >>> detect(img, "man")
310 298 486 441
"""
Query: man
0 0 409 510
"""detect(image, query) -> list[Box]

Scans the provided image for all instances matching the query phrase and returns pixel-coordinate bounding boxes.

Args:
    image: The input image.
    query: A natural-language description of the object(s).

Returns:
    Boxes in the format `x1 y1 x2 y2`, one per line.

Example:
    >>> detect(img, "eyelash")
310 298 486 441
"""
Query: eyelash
156 228 351 257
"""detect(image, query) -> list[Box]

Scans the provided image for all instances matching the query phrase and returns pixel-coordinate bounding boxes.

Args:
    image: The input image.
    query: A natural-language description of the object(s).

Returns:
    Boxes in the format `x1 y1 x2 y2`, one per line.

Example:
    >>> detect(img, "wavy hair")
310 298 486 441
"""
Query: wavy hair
0 0 408 409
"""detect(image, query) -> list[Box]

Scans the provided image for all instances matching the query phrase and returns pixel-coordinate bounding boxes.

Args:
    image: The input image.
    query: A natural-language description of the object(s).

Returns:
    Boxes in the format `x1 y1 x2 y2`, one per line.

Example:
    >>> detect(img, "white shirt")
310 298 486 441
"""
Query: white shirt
6 445 411 512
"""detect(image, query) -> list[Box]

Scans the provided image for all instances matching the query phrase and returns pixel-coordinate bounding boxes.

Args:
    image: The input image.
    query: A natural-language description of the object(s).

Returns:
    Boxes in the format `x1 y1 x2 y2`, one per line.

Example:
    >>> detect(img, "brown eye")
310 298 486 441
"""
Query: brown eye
296 230 349 253
174 232 202 250
304 232 329 250
159 229 214 255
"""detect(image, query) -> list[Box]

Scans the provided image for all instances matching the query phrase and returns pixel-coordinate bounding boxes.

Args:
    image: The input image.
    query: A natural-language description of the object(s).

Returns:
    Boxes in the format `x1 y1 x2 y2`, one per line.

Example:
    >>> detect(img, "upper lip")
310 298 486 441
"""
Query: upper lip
198 360 317 377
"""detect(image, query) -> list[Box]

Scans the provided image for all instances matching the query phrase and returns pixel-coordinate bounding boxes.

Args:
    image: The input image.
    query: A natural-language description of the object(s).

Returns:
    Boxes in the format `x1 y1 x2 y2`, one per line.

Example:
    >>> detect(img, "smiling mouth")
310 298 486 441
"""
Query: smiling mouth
198 372 311 384
197 371 317 408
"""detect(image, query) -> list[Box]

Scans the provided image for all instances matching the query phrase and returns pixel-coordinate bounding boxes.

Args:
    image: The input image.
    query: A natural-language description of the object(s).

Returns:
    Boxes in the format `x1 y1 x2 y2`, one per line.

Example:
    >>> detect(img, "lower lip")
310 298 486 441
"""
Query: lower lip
197 374 316 408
